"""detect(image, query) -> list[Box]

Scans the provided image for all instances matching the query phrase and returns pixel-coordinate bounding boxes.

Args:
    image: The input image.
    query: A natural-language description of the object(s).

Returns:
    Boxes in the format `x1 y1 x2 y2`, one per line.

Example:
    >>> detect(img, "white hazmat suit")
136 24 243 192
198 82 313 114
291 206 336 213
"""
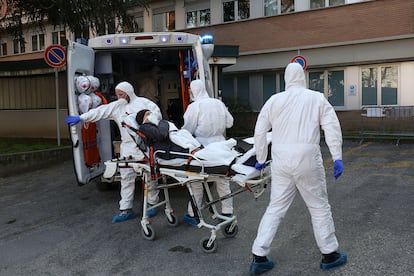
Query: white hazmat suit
182 79 234 216
80 81 161 210
252 62 343 257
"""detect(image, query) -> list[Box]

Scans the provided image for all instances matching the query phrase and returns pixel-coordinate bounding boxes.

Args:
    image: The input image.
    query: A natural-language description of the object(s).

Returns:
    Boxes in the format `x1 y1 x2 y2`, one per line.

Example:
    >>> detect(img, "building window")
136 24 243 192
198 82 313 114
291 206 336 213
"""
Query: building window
31 34 45 52
222 76 235 102
13 38 25 54
309 70 344 106
186 9 211 28
264 0 278 16
153 8 175 32
237 76 250 104
223 0 250 22
263 74 276 101
1 42 7 56
328 70 345 106
264 0 294 15
310 0 324 9
187 11 197 28
199 9 211 26
52 31 67 46
311 0 344 9
362 65 398 106
329 0 345 7
281 0 294 13
133 14 144 32
222 75 252 111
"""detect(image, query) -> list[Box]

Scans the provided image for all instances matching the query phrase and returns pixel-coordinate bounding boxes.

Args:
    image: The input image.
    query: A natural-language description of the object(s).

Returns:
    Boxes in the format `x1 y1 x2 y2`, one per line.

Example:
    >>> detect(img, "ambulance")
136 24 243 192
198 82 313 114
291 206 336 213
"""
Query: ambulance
66 32 215 186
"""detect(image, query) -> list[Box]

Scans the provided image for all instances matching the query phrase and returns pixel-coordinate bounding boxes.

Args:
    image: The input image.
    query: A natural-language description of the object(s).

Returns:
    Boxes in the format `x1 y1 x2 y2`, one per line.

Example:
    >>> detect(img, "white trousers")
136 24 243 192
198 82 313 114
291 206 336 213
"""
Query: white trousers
252 145 339 256
119 167 159 210
187 178 233 216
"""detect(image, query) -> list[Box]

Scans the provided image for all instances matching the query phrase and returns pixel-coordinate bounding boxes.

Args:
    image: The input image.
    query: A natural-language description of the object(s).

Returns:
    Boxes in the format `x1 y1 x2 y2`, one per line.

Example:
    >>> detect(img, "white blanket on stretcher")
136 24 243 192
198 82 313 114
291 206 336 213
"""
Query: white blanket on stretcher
157 138 239 166
158 133 272 182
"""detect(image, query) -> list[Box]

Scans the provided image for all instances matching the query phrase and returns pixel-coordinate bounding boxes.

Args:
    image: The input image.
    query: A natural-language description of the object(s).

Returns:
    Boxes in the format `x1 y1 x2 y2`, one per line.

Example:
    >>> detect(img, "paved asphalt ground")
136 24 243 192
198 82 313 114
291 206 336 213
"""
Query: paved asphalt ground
0 140 413 276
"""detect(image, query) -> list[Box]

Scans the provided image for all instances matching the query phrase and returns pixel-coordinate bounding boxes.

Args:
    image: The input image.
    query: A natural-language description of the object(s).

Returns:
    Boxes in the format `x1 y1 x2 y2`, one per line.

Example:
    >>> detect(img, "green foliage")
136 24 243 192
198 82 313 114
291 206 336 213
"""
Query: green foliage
222 97 253 113
0 138 70 154
1 0 147 40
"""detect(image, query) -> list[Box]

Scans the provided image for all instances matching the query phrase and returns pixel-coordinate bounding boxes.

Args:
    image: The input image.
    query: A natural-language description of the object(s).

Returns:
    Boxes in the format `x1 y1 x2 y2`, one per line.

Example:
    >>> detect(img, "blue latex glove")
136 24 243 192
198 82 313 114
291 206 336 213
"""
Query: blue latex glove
64 115 81 126
333 160 344 179
255 161 266 171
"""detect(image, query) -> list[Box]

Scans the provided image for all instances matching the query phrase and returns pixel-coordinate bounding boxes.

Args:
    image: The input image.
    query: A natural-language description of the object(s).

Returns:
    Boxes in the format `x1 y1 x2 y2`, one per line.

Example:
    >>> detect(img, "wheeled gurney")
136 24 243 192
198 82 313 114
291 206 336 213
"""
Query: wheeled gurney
103 137 271 253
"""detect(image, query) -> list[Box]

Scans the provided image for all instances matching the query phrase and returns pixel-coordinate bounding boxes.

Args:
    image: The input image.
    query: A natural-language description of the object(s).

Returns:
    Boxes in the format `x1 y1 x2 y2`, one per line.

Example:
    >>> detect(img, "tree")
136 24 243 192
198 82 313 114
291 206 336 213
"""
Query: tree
1 0 149 41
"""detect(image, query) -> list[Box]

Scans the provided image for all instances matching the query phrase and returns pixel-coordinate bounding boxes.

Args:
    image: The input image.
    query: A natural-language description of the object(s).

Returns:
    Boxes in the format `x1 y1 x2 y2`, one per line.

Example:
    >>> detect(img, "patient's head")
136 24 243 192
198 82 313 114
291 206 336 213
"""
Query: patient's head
136 109 160 125
136 109 150 125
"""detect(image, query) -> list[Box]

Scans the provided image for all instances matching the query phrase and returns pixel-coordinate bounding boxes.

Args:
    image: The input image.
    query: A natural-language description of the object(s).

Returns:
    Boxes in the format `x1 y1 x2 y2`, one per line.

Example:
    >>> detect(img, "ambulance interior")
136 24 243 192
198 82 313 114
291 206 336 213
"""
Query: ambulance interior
68 39 215 185
94 46 198 130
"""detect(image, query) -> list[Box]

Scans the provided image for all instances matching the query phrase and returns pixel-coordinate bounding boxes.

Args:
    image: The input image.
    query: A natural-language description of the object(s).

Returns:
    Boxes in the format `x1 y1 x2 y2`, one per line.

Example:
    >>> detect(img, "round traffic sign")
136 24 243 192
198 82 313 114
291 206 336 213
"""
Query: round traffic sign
44 45 66 68
290 55 307 70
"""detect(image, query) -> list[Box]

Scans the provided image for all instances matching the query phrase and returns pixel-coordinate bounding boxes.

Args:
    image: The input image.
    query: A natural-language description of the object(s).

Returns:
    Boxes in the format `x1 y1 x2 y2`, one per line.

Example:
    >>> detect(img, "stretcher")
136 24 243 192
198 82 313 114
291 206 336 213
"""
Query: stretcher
102 138 271 253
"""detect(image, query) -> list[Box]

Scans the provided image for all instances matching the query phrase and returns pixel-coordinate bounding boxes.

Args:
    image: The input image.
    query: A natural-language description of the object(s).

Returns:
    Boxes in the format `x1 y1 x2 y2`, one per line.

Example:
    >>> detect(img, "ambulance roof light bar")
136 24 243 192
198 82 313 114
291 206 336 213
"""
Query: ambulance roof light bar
92 33 194 48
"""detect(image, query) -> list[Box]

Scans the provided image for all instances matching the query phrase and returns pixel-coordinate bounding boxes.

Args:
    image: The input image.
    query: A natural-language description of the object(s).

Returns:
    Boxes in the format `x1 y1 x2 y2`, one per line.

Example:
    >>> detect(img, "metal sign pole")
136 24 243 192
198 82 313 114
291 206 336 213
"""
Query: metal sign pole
44 45 66 146
55 68 61 146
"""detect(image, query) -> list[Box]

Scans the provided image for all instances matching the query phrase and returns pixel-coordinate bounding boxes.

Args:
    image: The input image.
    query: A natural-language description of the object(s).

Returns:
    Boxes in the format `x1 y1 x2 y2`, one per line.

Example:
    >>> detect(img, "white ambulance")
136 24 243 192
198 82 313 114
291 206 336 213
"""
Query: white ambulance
66 32 215 186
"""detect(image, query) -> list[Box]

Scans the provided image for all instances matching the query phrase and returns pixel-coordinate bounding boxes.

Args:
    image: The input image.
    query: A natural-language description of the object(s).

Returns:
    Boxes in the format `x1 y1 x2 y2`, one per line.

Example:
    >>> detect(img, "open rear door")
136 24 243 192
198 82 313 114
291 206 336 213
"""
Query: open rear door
67 42 112 185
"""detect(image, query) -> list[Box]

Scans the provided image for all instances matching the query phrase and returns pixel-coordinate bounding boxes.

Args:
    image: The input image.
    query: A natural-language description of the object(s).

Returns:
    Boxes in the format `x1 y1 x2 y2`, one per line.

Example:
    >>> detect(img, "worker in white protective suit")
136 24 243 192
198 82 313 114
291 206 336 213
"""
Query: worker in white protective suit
64 81 162 223
249 63 346 275
181 79 234 226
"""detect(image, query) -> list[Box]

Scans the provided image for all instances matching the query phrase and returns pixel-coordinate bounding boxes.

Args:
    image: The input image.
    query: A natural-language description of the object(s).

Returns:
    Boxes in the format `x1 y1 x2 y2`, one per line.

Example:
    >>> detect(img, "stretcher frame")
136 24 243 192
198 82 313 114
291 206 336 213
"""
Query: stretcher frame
103 150 271 253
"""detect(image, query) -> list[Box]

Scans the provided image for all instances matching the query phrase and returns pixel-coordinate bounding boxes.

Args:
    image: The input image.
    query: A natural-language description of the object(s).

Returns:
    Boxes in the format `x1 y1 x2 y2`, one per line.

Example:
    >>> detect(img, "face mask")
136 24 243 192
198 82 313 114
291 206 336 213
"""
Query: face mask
147 112 160 125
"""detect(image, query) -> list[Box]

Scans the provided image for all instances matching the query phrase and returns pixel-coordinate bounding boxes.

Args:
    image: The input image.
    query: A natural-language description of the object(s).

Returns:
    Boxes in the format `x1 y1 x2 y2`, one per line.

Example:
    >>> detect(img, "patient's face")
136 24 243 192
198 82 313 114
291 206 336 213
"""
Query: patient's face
143 111 152 123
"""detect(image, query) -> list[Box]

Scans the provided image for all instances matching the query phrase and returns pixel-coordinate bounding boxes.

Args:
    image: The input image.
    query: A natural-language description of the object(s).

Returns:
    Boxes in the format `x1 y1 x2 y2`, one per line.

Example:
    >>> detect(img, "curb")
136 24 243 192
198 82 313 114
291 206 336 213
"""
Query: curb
0 146 72 178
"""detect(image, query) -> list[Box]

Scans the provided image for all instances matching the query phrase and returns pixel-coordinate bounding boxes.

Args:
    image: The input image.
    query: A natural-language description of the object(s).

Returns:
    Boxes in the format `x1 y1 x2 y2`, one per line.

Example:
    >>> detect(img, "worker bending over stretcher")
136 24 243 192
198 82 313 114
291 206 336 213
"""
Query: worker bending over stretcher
250 63 346 275
65 81 161 223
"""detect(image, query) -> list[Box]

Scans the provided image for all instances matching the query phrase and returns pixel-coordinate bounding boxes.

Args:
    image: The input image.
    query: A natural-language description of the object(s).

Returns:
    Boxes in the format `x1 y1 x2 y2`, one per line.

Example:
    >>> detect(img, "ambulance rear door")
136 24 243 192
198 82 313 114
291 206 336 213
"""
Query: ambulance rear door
66 41 113 185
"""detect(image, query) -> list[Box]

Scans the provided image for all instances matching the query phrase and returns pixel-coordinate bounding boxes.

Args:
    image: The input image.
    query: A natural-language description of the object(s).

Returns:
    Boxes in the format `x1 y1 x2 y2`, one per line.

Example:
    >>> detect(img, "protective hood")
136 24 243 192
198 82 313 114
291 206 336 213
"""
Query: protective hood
88 76 100 93
115 81 138 102
284 62 307 91
75 75 91 94
190 79 209 101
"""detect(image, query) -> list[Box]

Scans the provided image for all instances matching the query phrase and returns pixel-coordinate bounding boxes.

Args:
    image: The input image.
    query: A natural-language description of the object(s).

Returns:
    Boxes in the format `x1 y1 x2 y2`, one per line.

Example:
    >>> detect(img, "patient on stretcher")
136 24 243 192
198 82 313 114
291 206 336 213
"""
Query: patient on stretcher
134 109 202 160
118 110 271 182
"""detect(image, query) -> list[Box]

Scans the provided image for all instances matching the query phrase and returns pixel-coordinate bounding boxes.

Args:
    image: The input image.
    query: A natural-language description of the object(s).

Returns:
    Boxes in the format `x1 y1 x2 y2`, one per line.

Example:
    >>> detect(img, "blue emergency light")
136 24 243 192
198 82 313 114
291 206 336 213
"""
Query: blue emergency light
201 34 213 44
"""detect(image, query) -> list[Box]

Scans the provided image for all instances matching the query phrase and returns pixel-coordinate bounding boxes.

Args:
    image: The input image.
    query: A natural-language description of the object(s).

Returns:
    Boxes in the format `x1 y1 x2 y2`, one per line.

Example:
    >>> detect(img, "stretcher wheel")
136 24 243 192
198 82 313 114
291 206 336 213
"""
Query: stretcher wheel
142 225 156 240
166 214 179 227
222 224 238 238
200 237 217 253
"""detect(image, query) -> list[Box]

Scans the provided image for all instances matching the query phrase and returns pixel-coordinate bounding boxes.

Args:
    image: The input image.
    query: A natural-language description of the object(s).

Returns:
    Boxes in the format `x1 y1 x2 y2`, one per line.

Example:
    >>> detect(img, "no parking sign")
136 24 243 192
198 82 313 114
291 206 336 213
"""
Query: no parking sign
44 45 66 68
290 55 307 70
